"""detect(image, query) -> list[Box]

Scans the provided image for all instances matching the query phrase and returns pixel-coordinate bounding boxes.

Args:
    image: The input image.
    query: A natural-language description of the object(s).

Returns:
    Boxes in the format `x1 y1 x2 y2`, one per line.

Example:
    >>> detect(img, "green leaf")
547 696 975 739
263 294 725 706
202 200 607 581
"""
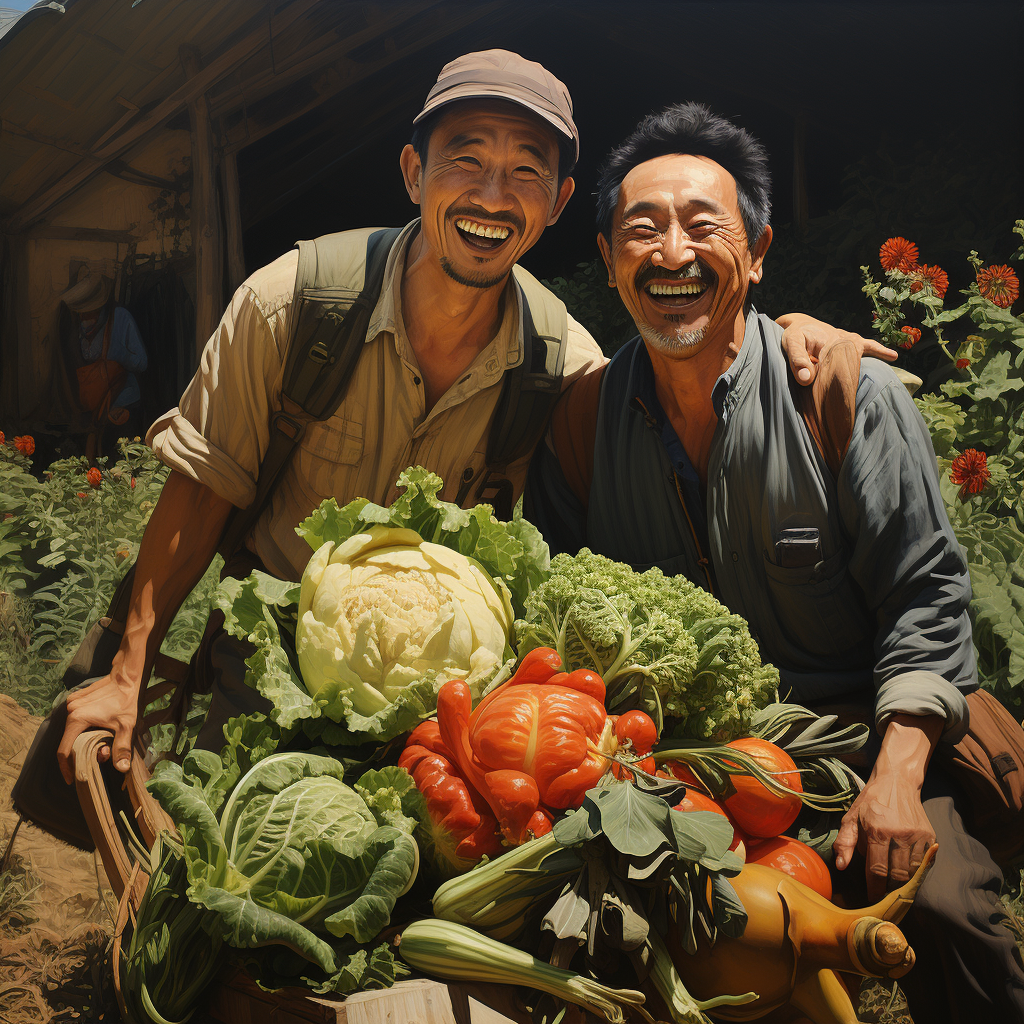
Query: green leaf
709 875 747 939
355 765 424 835
589 782 674 858
552 803 602 847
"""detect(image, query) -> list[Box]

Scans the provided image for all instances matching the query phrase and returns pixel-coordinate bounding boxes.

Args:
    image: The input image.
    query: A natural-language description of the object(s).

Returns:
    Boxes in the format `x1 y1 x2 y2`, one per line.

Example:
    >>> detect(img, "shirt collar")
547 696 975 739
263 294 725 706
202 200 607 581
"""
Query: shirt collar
629 336 739 426
364 218 523 400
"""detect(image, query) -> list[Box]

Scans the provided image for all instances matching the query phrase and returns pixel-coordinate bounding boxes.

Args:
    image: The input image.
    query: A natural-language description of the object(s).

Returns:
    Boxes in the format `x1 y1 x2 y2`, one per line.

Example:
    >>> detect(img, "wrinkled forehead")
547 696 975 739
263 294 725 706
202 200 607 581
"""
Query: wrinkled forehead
431 99 563 157
616 154 740 220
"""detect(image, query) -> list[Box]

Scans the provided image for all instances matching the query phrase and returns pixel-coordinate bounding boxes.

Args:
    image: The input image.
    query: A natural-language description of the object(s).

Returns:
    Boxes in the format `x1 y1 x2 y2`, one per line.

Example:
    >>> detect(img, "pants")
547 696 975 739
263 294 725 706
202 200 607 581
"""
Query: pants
820 703 1024 1023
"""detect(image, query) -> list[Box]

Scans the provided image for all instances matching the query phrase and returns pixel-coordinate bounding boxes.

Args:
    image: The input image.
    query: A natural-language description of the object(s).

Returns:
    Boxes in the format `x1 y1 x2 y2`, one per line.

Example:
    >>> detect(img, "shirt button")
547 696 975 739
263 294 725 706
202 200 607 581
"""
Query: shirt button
412 375 421 386
732 551 739 562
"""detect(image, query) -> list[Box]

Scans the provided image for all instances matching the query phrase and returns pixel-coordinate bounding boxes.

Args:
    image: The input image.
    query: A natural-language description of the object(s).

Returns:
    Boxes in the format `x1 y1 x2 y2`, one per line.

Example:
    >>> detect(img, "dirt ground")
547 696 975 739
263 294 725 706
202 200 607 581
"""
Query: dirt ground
0 696 118 1024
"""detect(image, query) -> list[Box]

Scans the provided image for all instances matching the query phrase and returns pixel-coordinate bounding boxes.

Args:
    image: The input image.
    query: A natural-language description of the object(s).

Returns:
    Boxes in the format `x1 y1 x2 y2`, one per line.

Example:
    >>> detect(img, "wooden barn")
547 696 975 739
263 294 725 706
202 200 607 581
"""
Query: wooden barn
0 0 542 440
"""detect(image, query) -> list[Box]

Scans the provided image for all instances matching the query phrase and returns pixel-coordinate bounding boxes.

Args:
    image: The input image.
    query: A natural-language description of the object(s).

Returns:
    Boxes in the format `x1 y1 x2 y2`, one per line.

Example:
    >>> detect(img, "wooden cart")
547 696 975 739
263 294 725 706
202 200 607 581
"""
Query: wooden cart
71 730 536 1024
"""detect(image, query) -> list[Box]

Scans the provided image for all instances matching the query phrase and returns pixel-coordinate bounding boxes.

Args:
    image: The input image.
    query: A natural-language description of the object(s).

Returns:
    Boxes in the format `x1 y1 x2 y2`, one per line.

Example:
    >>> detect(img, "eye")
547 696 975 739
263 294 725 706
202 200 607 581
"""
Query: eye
454 155 481 168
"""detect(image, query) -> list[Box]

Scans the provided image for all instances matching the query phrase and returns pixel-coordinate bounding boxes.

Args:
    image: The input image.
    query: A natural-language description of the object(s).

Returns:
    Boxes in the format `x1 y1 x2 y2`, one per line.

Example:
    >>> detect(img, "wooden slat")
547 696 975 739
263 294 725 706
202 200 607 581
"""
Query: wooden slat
3 0 320 233
180 44 223 361
220 147 246 290
24 225 136 242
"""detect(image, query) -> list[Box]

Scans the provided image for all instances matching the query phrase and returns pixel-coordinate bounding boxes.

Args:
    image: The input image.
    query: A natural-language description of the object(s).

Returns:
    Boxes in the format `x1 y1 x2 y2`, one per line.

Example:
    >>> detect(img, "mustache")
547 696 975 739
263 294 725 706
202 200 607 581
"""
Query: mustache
448 206 524 234
634 260 713 292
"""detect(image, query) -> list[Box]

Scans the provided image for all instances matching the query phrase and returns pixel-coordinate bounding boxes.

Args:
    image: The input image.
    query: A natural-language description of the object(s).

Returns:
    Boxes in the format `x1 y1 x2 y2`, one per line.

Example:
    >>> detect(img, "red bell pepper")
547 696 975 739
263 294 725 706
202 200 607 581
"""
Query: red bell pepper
398 720 503 871
435 647 658 845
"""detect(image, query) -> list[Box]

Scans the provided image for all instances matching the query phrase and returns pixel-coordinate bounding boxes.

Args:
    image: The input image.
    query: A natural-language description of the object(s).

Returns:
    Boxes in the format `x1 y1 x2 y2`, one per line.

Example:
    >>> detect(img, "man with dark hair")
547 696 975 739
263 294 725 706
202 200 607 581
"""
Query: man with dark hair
527 100 1024 1022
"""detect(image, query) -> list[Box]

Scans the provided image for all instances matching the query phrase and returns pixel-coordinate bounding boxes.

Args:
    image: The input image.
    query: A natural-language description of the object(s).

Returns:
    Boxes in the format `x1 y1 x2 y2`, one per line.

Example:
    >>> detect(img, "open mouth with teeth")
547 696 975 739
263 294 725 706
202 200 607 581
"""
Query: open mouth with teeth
454 217 513 253
642 267 717 310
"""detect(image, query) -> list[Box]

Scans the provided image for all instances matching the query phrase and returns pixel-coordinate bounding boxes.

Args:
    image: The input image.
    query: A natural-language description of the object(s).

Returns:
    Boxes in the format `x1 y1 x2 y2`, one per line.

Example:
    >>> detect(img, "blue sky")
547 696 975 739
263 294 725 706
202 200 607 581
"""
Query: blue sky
1 1 43 11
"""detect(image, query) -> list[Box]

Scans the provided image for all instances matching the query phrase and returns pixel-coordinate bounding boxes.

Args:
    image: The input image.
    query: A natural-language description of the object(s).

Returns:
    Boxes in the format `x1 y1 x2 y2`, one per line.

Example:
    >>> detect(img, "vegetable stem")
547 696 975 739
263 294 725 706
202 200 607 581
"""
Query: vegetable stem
399 919 646 1023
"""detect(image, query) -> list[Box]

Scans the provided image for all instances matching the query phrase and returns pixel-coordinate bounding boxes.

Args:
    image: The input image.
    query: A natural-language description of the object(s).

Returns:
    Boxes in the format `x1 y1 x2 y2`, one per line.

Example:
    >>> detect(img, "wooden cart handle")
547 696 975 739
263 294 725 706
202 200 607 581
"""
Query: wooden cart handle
72 729 178 906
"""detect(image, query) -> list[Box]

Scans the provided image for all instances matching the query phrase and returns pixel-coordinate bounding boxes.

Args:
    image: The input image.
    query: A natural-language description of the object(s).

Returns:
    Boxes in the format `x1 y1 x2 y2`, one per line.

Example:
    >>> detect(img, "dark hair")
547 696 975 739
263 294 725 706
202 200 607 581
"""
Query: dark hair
595 102 771 247
410 102 576 187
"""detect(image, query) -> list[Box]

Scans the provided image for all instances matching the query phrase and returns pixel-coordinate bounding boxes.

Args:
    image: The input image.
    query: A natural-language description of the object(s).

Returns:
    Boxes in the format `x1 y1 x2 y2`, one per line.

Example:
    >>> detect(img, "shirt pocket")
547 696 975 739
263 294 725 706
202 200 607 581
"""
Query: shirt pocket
295 416 365 498
761 547 873 656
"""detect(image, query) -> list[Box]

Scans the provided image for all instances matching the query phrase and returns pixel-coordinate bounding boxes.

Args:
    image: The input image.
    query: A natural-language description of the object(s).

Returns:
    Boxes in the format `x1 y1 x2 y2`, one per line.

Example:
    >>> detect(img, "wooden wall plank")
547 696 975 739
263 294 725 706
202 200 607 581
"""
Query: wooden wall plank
180 45 222 362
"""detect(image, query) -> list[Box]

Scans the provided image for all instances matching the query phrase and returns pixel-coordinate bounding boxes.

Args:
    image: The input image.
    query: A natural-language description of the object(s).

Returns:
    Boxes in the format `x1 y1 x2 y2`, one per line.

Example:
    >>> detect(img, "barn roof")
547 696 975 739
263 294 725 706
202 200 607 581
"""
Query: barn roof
0 0 521 231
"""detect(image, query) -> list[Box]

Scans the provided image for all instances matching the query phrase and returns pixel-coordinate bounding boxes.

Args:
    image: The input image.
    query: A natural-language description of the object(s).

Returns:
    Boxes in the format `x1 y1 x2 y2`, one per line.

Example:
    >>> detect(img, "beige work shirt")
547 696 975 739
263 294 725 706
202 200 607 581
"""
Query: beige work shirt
148 221 605 581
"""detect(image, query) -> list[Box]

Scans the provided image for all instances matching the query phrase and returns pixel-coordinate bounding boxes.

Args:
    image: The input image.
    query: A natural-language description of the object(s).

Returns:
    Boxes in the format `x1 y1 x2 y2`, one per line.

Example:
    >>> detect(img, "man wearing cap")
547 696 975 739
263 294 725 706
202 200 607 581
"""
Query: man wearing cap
55 51 886 781
60 271 148 456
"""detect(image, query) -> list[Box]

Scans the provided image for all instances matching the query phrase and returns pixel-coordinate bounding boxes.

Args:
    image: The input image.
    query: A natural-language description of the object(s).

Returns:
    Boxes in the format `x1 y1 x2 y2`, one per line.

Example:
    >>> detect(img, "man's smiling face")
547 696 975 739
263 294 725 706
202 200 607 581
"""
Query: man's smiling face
401 100 574 289
599 153 770 357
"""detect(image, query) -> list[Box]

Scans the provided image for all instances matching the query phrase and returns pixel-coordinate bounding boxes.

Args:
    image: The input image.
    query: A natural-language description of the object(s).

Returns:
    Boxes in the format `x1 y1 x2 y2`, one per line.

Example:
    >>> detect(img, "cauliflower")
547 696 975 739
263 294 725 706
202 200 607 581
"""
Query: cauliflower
297 526 514 718
515 549 778 739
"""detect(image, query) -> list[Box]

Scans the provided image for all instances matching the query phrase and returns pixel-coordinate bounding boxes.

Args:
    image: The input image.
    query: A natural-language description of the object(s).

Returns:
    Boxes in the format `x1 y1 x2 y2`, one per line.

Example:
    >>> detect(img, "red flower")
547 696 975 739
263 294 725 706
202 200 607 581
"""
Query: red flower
917 264 948 299
977 265 1019 308
14 435 34 456
950 449 990 498
130 477 136 490
86 467 103 488
77 492 88 499
0 430 5 446
909 280 923 293
899 326 921 349
880 237 919 272
956 358 971 369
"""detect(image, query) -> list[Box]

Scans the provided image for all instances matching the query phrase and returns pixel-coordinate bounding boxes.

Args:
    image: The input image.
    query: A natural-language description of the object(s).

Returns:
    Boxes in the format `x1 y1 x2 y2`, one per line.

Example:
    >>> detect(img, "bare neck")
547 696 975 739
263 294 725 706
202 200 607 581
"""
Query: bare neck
647 313 747 484
400 231 509 410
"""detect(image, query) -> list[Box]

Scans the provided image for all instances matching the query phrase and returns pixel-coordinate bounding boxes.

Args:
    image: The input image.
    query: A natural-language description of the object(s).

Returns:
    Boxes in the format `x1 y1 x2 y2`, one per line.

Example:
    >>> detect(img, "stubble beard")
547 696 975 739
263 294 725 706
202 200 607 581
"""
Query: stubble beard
638 321 707 354
439 255 506 290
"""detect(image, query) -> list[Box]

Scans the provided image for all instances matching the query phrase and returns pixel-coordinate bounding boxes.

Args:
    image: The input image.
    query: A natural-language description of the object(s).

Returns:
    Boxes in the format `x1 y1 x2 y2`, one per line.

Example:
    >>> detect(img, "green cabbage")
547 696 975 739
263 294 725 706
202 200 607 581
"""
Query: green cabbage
122 742 420 1021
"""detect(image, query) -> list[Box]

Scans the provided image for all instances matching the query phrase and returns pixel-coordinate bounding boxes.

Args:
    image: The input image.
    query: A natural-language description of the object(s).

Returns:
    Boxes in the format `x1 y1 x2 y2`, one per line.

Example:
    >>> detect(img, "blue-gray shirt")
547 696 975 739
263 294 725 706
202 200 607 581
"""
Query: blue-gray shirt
526 310 974 739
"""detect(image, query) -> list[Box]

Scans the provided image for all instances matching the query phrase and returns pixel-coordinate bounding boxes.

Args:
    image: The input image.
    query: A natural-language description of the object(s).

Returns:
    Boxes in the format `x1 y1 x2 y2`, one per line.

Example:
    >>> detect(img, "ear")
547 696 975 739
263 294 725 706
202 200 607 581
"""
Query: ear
748 225 773 284
546 176 576 226
400 144 422 204
597 232 616 288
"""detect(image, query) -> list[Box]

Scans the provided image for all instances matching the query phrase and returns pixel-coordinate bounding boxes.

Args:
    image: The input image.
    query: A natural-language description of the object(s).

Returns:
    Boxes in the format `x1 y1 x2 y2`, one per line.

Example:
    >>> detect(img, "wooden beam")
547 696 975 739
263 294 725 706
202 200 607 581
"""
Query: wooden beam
23 225 137 243
3 0 320 234
220 148 246 292
206 2 437 124
222 1 507 156
181 45 222 363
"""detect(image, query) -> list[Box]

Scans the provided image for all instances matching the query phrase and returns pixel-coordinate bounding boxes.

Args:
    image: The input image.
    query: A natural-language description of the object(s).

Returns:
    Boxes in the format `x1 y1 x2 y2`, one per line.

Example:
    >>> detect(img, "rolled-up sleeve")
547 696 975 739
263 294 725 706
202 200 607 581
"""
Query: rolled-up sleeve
838 370 975 741
147 257 293 509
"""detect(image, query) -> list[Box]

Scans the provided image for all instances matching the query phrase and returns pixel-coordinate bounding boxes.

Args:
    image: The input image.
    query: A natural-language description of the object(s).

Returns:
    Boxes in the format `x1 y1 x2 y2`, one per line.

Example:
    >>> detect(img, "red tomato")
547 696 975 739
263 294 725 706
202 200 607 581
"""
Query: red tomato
613 710 658 754
745 835 832 900
672 790 747 853
721 737 803 839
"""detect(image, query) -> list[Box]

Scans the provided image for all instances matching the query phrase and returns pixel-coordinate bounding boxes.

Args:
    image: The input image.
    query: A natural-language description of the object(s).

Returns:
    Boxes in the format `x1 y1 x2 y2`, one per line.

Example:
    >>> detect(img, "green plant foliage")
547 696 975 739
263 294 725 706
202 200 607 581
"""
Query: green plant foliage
0 438 221 720
543 258 638 354
515 548 779 738
863 221 1024 709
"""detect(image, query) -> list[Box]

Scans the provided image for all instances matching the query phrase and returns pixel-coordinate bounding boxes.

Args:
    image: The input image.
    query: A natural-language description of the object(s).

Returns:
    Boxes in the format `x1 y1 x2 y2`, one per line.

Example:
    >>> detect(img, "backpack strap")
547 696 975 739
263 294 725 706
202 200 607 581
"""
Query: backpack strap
471 266 568 518
218 227 401 558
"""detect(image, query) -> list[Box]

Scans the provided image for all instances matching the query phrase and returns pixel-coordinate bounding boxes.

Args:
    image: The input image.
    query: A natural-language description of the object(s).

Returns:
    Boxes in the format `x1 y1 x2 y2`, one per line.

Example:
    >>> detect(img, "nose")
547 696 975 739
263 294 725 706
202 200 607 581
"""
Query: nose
652 223 694 271
468 168 515 212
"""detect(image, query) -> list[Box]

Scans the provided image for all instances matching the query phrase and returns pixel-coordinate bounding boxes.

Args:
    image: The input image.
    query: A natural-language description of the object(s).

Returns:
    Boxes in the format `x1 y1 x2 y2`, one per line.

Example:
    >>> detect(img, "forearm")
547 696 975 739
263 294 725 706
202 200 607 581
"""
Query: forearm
111 470 234 692
870 713 944 790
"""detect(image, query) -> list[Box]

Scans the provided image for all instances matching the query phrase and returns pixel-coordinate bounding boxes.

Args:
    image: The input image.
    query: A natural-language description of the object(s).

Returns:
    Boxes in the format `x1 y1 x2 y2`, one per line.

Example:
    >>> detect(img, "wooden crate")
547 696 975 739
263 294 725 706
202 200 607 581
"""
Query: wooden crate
204 970 536 1024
